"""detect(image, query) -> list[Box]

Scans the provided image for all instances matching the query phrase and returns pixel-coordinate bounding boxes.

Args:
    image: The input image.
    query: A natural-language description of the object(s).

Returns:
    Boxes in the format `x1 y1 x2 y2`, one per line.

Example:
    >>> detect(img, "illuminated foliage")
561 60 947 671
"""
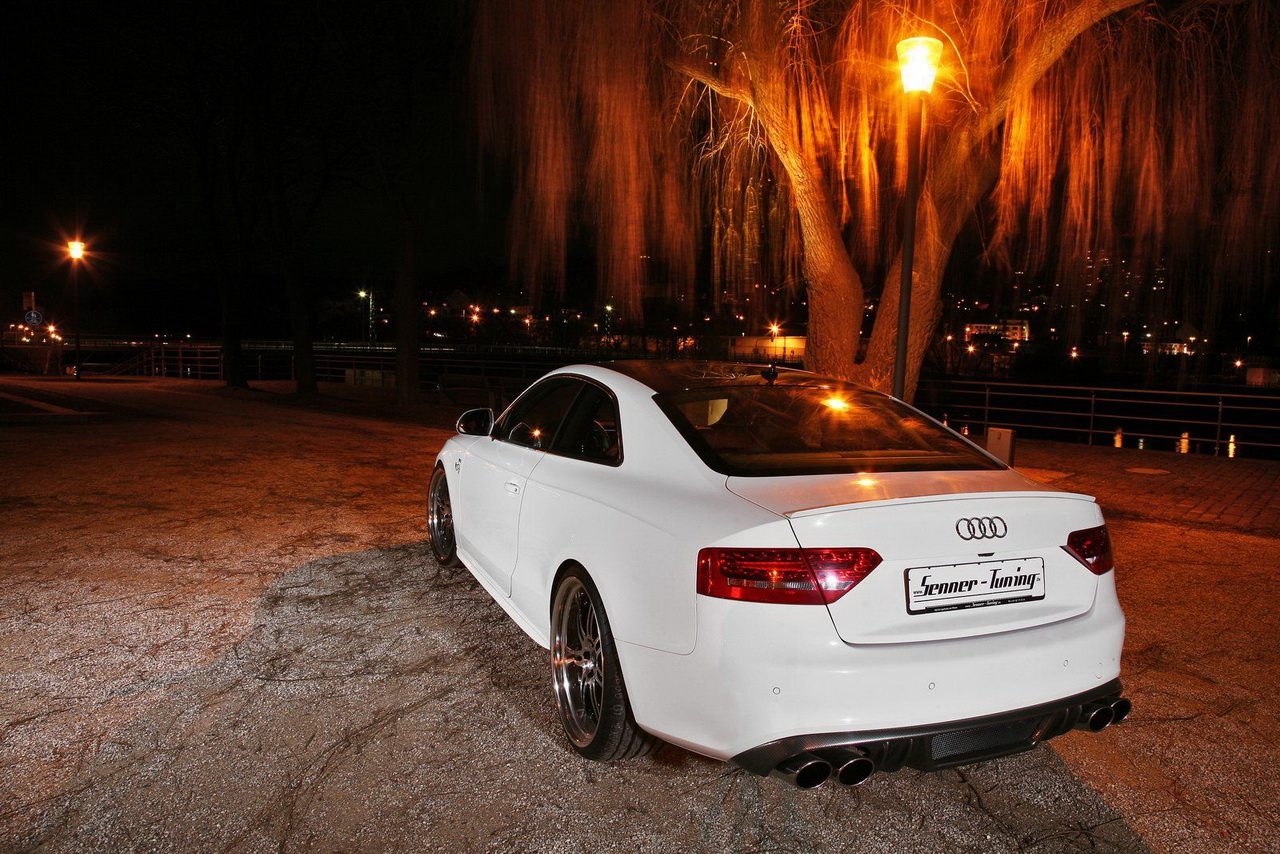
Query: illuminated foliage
475 0 1277 394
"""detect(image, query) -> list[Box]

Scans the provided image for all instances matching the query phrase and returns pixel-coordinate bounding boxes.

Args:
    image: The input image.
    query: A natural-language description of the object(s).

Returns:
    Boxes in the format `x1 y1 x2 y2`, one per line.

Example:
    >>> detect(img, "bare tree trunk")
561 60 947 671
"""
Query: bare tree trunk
740 0 865 379
394 225 421 407
282 266 318 396
856 231 948 398
220 282 248 388
859 145 1002 400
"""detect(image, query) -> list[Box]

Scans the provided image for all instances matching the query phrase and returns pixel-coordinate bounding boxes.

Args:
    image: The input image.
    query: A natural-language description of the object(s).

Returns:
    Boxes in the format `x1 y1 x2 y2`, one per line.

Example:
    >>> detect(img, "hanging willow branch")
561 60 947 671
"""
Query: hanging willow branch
474 0 1276 384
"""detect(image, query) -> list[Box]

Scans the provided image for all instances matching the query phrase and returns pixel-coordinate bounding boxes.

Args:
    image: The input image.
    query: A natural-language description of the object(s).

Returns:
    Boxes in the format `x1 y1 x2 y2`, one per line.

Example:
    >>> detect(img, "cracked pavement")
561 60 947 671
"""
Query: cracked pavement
2 376 1277 852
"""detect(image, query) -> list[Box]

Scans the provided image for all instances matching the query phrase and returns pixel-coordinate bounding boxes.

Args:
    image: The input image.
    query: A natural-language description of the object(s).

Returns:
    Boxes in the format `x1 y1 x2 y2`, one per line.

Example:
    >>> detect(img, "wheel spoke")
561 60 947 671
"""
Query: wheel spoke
576 593 592 639
429 472 455 558
552 576 611 748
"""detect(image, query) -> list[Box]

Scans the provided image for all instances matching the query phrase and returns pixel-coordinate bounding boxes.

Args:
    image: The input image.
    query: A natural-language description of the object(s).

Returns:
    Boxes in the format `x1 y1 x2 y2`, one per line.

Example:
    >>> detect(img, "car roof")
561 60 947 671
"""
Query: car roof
595 360 851 394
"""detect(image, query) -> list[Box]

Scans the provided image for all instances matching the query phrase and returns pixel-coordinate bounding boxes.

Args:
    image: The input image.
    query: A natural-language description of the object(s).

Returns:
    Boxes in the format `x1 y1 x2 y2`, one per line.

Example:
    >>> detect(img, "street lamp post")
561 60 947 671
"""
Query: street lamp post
68 241 85 380
893 37 943 401
358 290 374 343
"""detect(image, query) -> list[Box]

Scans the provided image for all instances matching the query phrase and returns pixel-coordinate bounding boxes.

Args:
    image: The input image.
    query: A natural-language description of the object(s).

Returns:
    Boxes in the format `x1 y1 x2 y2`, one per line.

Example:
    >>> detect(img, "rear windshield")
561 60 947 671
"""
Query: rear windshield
656 383 1001 476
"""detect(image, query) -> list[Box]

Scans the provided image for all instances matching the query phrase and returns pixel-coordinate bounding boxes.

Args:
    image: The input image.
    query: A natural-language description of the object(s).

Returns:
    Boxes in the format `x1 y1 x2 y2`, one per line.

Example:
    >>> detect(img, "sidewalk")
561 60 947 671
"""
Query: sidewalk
1015 439 1280 537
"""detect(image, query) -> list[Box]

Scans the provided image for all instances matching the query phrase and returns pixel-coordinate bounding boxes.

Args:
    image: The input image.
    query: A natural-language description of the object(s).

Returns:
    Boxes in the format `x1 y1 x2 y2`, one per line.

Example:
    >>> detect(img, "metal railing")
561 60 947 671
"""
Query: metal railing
916 379 1280 456
95 343 1280 458
106 345 224 380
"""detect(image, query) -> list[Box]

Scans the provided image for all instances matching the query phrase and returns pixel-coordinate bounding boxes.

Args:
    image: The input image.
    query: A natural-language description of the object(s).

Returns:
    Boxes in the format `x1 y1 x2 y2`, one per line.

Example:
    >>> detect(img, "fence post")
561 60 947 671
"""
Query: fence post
983 385 991 436
1214 396 1224 456
1088 390 1096 445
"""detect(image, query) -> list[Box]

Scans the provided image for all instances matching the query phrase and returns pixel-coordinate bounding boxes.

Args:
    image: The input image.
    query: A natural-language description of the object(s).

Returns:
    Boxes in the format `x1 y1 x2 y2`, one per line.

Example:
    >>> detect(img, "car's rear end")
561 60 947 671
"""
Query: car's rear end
632 373 1128 788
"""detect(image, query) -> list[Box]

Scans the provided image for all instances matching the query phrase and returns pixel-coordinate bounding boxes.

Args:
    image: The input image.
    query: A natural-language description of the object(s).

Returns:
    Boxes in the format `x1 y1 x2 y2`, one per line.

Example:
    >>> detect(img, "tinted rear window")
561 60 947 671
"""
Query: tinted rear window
656 384 1000 476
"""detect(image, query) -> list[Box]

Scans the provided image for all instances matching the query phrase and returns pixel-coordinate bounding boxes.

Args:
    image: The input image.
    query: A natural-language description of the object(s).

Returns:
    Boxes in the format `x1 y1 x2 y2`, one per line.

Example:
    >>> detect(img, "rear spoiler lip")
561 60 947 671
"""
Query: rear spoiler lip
782 490 1097 519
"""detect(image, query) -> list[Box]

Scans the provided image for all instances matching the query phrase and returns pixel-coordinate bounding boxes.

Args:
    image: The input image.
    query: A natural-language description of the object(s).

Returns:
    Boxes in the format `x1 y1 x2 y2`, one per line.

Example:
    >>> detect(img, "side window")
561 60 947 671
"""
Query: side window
552 384 622 464
497 378 582 450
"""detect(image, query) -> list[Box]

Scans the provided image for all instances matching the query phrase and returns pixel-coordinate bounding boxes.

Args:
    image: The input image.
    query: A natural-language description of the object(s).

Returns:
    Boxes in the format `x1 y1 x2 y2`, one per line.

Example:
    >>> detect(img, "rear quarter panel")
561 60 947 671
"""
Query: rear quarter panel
508 368 794 655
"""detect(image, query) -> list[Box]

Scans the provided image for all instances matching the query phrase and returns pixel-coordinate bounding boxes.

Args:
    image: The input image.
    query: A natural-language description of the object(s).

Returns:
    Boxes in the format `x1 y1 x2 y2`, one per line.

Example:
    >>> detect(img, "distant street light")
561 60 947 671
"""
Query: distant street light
892 36 943 401
357 290 374 343
68 241 86 380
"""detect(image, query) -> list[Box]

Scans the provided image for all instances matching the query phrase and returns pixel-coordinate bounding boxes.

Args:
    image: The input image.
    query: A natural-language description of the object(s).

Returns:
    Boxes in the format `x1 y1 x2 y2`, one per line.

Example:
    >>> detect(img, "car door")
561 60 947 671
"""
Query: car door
456 376 584 594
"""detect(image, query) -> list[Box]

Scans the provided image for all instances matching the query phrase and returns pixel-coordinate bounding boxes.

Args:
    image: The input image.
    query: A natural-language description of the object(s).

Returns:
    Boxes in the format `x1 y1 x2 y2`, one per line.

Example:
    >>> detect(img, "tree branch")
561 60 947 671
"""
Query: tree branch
667 55 753 105
977 0 1146 139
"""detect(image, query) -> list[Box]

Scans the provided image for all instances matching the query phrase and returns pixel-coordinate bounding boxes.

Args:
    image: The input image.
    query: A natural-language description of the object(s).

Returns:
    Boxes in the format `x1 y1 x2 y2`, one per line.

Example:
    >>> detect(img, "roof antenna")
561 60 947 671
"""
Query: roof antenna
762 360 778 384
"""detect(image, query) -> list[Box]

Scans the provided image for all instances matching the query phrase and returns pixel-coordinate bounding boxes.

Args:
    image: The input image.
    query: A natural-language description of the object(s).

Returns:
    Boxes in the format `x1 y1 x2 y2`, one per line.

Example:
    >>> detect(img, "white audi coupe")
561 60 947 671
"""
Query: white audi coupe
428 361 1128 788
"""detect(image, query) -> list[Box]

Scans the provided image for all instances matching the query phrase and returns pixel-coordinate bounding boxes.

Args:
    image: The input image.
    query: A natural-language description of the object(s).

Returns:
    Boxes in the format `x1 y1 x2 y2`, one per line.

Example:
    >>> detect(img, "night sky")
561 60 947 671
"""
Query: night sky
4 1 500 338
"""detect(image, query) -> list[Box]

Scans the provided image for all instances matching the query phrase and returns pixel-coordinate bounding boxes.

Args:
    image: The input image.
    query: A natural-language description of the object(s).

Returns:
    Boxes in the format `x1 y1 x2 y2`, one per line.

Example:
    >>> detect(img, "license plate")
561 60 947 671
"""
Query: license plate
905 558 1046 614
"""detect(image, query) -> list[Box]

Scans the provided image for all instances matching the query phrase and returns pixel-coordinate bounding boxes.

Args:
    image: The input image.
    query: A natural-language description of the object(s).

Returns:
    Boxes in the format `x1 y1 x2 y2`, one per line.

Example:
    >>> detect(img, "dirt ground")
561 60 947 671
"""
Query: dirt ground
1 376 1277 852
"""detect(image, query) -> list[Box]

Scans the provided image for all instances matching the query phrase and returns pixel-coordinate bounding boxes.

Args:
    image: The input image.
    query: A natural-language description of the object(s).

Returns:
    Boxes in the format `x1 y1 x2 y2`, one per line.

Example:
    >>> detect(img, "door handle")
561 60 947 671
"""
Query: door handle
504 481 521 495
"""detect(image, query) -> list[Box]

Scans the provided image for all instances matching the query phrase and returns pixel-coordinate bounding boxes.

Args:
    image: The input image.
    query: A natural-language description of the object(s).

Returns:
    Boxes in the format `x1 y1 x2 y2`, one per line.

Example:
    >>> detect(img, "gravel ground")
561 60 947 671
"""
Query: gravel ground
20 546 1143 853
2 376 1276 852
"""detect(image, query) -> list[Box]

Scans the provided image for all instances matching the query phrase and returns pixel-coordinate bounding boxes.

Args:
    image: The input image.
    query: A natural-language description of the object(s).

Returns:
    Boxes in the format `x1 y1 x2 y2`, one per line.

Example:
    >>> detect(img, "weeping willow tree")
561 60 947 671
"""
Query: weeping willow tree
474 0 1279 397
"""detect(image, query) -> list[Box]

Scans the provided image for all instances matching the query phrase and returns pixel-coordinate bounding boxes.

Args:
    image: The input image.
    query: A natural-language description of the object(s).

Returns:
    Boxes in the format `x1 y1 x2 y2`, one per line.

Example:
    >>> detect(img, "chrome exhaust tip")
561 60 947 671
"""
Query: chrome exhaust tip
1109 697 1132 725
1075 701 1115 732
816 748 876 787
770 752 833 789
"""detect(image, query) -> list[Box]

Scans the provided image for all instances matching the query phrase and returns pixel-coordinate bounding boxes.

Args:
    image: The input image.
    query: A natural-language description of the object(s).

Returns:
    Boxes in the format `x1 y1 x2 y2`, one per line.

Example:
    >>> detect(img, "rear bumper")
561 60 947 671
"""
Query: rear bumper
615 573 1125 762
731 679 1123 775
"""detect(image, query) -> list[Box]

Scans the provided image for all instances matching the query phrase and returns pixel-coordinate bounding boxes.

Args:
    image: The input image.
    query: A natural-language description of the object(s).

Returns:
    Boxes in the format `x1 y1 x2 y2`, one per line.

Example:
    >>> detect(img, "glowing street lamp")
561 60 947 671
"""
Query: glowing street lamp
357 290 374 342
897 37 943 94
892 36 943 401
767 322 782 358
67 241 86 379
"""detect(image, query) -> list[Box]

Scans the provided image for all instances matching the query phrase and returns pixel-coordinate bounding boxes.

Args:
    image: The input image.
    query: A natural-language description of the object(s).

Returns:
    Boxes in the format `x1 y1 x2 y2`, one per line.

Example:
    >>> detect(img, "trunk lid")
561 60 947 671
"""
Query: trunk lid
728 472 1106 645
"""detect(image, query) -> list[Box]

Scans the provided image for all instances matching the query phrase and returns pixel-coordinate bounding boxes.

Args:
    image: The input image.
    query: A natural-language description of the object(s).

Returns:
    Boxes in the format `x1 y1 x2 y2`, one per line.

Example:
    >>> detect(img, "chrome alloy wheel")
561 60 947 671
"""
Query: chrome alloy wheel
552 576 604 747
428 467 456 563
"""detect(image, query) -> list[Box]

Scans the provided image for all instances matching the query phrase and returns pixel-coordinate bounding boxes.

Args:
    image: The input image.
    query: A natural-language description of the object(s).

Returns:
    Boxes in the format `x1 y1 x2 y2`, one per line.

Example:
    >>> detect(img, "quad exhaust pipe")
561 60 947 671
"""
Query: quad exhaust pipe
771 748 877 789
1075 696 1132 732
1109 697 1132 725
816 748 876 786
770 752 832 789
770 696 1130 789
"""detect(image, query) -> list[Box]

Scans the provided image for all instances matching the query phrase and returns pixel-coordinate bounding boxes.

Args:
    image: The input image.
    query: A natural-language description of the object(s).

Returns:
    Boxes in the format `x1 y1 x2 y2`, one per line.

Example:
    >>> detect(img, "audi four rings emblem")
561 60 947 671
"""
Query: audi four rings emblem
955 516 1008 540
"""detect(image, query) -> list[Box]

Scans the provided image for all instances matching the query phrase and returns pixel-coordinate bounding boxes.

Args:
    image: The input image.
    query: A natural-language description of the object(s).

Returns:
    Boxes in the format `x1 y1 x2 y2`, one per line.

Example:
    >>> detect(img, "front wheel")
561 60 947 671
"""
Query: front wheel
427 465 459 566
550 567 660 761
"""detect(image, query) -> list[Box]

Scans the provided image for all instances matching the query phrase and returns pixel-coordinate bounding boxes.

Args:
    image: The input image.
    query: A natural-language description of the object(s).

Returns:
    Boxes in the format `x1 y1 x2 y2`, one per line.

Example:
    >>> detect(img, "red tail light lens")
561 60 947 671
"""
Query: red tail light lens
697 548 882 605
1064 525 1114 575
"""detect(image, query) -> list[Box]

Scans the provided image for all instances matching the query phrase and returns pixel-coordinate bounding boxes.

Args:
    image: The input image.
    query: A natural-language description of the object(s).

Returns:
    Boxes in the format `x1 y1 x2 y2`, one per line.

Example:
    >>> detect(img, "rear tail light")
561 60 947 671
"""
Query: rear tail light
697 548 882 605
1064 525 1114 575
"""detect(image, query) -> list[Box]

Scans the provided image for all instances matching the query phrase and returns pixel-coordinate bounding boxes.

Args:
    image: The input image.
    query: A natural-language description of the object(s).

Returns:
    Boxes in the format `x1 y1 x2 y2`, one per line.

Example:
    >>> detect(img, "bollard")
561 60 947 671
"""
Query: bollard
986 427 1016 466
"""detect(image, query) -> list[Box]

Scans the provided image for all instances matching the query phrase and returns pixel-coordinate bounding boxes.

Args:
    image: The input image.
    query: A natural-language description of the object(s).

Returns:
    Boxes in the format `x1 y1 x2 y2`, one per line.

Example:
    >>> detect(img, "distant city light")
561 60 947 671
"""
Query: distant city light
68 240 85 260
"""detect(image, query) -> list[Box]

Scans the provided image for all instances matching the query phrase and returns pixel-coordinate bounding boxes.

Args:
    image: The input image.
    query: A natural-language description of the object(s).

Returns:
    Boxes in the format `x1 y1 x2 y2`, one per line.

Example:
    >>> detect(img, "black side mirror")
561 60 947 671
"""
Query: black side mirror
457 408 494 436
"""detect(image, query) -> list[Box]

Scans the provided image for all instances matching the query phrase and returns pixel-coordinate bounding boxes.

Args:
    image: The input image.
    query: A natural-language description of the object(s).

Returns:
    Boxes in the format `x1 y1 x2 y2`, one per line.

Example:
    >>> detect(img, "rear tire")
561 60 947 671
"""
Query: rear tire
428 465 459 567
550 566 660 761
